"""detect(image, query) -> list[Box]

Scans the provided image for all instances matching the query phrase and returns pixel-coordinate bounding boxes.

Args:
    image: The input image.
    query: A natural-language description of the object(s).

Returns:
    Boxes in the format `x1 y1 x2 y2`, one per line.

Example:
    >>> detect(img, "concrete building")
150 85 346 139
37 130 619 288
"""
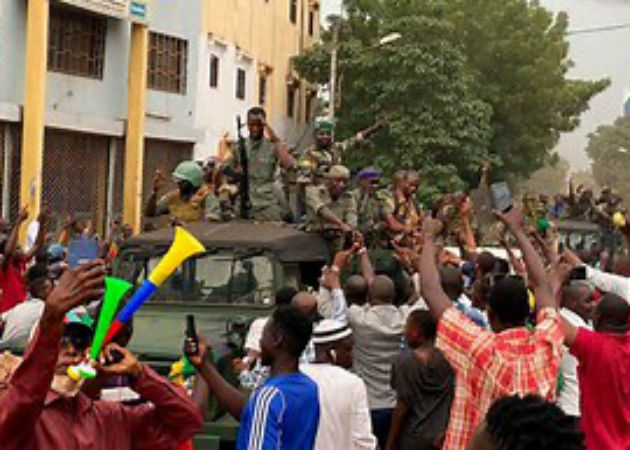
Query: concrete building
197 0 320 156
0 0 318 234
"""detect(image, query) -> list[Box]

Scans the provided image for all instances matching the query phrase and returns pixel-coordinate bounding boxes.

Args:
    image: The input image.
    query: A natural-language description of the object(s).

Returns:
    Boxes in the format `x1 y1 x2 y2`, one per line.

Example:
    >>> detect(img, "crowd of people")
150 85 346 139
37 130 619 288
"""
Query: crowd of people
0 104 628 450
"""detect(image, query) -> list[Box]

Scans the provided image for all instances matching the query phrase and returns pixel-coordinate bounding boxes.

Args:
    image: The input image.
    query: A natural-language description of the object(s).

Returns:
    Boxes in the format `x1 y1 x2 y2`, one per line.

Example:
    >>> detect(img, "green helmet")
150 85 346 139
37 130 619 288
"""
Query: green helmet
172 161 203 188
315 117 334 133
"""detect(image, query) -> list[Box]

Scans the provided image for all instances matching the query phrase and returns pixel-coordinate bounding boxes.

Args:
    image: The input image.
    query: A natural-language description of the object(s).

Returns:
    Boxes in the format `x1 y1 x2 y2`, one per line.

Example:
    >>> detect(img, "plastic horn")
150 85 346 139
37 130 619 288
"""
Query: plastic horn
67 277 133 381
104 227 205 344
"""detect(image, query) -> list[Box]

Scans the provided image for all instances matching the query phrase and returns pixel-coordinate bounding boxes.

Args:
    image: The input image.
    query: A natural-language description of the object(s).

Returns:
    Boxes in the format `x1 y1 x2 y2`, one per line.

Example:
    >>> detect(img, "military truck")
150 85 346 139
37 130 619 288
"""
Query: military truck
113 221 329 449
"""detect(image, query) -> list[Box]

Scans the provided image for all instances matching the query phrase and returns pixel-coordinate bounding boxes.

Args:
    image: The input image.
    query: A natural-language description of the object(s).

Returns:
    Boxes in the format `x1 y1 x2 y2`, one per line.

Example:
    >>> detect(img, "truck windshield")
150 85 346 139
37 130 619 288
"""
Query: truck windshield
116 251 275 305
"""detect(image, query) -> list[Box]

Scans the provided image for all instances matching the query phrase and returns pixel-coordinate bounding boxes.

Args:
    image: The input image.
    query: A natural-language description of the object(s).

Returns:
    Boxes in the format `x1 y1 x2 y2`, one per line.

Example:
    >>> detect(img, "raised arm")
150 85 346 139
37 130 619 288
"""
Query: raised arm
496 209 555 311
24 208 50 262
188 337 247 420
458 197 476 254
266 123 294 169
357 247 375 286
144 171 165 218
0 262 105 448
417 219 452 320
4 207 28 267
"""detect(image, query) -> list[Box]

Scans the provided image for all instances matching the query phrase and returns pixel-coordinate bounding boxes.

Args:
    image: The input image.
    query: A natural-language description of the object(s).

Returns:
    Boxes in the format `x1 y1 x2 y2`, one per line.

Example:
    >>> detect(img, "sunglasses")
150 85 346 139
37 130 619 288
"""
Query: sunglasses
60 333 91 351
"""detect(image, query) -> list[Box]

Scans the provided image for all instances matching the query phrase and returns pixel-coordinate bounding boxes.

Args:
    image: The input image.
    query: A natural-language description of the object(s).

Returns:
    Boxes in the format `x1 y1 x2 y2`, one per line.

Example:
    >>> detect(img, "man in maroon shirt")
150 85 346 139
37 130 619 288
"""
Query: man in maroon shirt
0 260 203 450
562 292 630 450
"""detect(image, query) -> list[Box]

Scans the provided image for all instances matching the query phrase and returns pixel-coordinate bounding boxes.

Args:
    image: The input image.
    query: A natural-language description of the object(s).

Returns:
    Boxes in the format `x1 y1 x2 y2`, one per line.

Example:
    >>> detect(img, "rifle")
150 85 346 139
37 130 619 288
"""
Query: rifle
236 115 251 219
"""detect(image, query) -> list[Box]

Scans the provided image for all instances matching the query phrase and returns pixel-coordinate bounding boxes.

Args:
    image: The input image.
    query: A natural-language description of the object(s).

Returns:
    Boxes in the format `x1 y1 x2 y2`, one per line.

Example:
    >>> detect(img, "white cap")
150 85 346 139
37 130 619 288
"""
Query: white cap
312 319 352 344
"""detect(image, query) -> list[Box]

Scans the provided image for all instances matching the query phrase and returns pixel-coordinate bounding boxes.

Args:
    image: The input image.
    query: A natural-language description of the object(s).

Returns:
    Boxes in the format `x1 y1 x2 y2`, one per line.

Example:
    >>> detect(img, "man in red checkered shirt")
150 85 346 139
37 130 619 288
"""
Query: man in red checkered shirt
416 209 564 450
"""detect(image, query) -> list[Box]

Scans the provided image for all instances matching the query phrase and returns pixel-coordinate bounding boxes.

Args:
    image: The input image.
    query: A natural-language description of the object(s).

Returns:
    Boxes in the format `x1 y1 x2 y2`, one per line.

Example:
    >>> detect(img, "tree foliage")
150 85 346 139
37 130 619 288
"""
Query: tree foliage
586 116 630 202
293 0 609 193
514 156 570 197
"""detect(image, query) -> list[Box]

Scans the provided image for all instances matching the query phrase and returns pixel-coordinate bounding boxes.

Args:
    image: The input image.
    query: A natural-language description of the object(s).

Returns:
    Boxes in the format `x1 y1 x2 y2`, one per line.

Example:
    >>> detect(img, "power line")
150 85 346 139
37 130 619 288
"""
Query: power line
567 23 630 35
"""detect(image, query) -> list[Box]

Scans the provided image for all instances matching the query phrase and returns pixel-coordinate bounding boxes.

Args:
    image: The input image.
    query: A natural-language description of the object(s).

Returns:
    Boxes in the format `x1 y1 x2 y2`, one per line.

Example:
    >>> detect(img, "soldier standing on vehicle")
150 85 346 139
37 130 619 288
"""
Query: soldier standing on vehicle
228 107 295 221
354 168 389 248
145 161 214 224
298 117 386 186
382 170 424 242
305 165 358 254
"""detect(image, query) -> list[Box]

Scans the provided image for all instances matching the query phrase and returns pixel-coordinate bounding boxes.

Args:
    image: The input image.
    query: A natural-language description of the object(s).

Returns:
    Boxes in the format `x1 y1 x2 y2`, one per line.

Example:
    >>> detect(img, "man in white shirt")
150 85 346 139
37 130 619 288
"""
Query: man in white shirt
558 281 594 418
319 264 412 450
301 319 376 450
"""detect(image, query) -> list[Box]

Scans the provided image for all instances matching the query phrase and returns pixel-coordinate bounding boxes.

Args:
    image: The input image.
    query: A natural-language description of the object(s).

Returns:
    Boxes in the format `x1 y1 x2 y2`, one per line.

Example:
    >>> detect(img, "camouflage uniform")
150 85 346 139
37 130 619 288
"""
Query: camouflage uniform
154 161 214 223
353 167 389 248
298 137 362 185
382 190 423 241
305 169 358 254
230 138 284 221
156 185 213 222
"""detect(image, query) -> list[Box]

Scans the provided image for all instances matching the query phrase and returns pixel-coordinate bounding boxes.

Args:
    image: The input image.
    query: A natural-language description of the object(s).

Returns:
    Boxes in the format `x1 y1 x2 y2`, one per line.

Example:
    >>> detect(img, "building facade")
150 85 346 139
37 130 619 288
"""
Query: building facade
0 0 318 233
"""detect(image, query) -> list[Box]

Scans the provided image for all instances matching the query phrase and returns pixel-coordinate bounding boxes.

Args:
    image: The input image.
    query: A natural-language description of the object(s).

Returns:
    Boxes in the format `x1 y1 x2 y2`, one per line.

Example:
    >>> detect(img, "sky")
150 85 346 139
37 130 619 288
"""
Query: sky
320 0 630 171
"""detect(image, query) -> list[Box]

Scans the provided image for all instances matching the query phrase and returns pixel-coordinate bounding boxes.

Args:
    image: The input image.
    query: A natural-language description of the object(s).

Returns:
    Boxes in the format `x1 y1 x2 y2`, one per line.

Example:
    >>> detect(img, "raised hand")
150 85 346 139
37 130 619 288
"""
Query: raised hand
45 260 106 320
98 343 142 379
152 170 166 194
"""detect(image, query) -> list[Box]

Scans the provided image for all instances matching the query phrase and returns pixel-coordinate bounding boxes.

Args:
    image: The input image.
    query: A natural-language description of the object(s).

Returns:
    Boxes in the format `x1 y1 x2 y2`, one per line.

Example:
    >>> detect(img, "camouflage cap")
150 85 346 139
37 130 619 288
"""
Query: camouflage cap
327 165 350 179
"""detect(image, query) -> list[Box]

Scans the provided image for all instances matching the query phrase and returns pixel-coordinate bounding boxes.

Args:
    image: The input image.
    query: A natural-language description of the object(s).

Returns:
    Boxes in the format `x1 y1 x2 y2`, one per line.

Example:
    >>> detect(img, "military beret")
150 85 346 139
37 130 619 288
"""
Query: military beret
357 167 381 179
327 165 350 179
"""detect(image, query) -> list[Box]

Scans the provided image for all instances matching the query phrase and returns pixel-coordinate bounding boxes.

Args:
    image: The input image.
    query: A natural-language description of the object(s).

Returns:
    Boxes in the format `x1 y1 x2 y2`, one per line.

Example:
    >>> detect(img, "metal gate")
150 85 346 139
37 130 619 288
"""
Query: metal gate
42 129 109 235
142 139 193 228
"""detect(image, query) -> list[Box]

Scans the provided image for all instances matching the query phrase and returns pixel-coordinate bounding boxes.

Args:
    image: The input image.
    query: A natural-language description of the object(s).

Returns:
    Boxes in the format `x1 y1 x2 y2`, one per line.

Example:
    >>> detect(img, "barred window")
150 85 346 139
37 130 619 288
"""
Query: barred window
48 6 106 79
308 10 315 36
259 75 267 105
148 32 188 94
289 0 297 24
236 68 246 100
209 54 219 88
305 93 313 122
287 86 296 118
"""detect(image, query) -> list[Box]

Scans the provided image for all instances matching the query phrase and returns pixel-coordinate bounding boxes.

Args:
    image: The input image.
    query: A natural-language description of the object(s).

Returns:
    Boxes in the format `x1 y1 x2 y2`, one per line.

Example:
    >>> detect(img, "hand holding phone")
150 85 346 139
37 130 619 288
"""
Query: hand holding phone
569 266 587 281
184 315 199 357
490 182 513 213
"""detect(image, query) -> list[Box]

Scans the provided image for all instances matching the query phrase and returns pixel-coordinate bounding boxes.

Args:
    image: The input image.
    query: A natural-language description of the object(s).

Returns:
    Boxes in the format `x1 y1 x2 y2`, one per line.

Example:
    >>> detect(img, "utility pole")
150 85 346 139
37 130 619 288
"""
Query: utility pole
328 21 339 122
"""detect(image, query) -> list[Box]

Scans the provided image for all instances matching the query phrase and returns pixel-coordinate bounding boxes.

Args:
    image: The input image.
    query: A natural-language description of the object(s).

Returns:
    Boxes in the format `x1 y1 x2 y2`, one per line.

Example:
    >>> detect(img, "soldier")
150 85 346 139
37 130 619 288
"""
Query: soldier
382 170 424 241
299 117 385 185
145 161 213 224
354 167 388 248
229 107 295 221
205 157 240 222
305 165 358 254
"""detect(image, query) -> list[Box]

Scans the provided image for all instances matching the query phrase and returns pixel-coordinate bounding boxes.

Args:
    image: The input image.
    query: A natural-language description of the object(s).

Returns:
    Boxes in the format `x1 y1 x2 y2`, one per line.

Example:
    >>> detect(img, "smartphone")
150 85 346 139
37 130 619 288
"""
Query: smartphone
569 266 587 281
490 182 513 213
184 314 199 357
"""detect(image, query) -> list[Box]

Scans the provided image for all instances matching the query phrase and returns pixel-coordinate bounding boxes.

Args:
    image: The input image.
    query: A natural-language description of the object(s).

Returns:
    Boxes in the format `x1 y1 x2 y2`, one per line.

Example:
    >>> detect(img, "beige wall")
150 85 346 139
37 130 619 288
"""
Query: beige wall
203 0 319 134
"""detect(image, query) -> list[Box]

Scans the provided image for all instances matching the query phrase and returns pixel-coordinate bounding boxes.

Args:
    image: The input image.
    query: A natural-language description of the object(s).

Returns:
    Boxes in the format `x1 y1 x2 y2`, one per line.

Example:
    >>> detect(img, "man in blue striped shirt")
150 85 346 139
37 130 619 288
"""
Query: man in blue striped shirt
190 305 320 450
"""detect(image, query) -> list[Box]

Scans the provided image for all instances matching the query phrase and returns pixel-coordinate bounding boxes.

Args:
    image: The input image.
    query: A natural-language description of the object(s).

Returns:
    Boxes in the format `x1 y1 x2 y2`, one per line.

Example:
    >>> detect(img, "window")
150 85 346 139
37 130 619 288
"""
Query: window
289 0 297 23
305 92 313 122
236 68 246 100
48 6 106 79
120 251 275 304
209 54 219 88
287 86 296 118
259 75 267 105
308 10 315 36
148 32 188 94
